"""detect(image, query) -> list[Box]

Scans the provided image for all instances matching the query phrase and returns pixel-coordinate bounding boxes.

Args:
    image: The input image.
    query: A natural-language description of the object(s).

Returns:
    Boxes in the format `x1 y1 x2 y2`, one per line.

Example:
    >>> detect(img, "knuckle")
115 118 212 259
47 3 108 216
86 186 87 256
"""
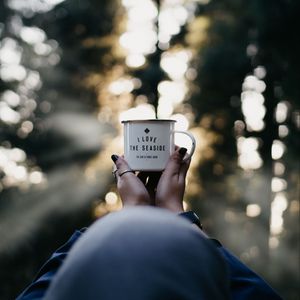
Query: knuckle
170 152 181 163
116 158 125 168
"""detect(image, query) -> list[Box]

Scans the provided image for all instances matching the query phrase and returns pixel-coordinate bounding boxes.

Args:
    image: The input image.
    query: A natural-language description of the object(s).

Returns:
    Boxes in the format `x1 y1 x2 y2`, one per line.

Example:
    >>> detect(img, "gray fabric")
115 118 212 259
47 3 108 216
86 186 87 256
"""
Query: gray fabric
45 207 231 300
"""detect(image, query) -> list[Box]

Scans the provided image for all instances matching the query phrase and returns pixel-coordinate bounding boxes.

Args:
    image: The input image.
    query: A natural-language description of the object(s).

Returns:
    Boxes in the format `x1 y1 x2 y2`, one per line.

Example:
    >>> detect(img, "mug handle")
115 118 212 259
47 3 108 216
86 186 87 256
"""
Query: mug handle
173 130 196 162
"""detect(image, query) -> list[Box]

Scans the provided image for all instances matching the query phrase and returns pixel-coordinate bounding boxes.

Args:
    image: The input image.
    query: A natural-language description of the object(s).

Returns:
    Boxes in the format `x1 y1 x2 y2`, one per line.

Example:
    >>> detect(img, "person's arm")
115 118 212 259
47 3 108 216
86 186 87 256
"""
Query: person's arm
112 149 283 300
16 229 85 300
16 151 157 300
209 239 283 300
141 148 283 300
175 213 283 300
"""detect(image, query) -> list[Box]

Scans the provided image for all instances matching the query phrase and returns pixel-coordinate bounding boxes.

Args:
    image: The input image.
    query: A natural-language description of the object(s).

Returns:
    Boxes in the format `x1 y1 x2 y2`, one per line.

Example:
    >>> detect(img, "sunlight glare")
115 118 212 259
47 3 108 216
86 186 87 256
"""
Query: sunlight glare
241 91 266 131
237 137 263 170
241 74 266 132
24 71 42 90
273 193 288 211
246 204 261 217
34 43 53 56
158 80 187 104
270 213 284 235
160 50 190 80
273 162 285 176
278 125 289 138
159 10 180 37
158 32 171 44
48 53 60 65
8 0 66 14
21 121 34 134
157 97 174 118
127 1 158 22
119 103 156 122
105 192 119 205
0 65 27 82
0 104 21 124
120 30 157 55
1 90 20 107
0 38 22 65
269 237 279 249
238 152 263 170
20 26 46 45
254 66 266 79
271 140 285 160
29 171 44 184
237 137 259 152
271 178 287 193
171 113 189 131
241 91 265 105
242 75 266 93
14 165 27 181
7 148 26 162
270 193 288 236
125 54 146 68
108 78 135 95
159 5 188 38
275 101 289 123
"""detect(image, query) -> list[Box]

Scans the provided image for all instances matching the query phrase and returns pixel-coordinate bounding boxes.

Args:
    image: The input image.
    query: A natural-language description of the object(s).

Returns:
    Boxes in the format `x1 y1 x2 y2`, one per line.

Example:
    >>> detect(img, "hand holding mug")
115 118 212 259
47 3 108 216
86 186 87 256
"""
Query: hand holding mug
155 147 190 213
111 155 151 207
111 147 190 212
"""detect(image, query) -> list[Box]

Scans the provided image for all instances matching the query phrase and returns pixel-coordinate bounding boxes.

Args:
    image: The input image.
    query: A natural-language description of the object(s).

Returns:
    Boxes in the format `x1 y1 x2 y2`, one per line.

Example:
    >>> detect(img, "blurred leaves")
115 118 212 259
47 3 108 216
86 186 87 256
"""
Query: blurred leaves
1 0 122 299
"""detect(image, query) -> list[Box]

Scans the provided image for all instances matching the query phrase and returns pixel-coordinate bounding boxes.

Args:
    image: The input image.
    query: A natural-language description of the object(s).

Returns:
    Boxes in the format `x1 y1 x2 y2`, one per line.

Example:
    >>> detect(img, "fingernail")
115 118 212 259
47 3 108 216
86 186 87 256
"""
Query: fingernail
111 154 119 162
179 147 187 156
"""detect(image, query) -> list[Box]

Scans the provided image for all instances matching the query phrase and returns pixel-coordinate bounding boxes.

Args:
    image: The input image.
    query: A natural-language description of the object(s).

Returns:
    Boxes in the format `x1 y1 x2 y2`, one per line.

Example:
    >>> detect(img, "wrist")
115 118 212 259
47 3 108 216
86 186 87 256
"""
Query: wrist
167 206 184 213
179 211 203 229
156 200 184 213
121 194 151 207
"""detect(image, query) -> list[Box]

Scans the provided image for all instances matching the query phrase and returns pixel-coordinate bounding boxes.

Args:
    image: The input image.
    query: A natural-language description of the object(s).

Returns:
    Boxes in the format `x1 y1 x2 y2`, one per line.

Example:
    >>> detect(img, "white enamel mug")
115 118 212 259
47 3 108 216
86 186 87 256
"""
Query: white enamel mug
122 119 196 171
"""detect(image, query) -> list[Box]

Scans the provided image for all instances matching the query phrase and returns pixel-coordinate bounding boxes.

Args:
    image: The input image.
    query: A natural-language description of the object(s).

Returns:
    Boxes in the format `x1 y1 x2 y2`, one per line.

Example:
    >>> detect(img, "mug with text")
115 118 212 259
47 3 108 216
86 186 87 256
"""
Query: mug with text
122 119 196 171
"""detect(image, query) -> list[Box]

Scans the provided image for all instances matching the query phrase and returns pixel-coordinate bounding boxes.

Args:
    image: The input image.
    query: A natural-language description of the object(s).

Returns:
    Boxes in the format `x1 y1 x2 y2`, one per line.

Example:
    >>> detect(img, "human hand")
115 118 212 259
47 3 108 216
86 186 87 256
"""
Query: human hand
111 155 151 207
155 147 191 213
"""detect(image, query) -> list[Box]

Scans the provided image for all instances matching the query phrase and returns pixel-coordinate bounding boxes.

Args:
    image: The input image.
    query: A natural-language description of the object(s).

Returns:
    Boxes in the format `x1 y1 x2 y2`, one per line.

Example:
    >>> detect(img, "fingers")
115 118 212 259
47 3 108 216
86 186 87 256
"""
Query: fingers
111 154 151 206
111 154 130 171
111 155 134 182
179 158 191 183
163 147 187 177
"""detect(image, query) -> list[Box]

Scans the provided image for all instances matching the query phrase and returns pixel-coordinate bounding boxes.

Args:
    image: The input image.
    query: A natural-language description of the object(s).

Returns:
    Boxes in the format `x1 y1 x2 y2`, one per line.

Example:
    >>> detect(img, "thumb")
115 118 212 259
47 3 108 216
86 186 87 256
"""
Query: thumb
163 147 187 176
179 157 191 183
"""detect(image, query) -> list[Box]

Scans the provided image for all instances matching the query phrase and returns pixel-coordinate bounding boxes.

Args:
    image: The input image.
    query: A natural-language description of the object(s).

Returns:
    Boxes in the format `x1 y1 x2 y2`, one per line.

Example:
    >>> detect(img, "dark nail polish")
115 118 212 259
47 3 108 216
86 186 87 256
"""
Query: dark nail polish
179 147 187 156
111 154 119 162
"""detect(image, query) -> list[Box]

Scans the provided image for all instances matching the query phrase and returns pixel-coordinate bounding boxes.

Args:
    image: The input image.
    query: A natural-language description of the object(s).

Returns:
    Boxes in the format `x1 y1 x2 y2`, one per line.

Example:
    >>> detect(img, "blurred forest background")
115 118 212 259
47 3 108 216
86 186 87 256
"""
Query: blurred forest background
0 0 299 299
